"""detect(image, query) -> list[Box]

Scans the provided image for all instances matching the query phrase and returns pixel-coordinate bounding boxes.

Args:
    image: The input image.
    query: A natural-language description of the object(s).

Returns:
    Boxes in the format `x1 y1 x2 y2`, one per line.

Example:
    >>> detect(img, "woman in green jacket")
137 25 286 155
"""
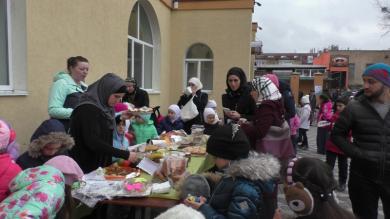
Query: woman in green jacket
48 56 89 130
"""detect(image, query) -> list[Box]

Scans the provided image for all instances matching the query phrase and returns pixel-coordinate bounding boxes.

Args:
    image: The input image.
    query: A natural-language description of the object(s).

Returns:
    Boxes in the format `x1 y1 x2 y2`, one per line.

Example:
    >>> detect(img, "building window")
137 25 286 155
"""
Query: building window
185 43 213 91
128 1 159 90
0 0 10 89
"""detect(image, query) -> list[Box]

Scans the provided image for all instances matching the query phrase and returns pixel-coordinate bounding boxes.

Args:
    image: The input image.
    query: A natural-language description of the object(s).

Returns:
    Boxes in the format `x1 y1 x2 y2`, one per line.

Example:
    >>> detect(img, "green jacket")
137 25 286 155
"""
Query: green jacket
131 120 158 144
48 71 87 119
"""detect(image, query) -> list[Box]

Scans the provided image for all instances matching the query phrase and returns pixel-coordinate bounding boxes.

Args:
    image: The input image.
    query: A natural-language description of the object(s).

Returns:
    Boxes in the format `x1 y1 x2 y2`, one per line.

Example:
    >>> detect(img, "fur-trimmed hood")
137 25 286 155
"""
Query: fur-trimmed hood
226 151 280 181
28 132 74 158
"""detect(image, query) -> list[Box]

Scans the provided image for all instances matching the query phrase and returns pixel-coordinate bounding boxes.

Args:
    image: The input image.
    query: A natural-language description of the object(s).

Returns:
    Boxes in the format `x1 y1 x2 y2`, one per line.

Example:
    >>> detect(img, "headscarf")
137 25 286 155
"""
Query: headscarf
225 67 248 94
168 104 181 122
251 76 282 103
206 100 217 110
78 73 127 129
264 73 280 89
189 77 203 91
203 108 219 125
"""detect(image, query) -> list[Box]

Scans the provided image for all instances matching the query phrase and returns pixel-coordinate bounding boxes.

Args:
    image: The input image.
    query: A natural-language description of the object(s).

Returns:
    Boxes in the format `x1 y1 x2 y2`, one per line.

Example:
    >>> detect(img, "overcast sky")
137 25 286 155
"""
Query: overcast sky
252 0 390 53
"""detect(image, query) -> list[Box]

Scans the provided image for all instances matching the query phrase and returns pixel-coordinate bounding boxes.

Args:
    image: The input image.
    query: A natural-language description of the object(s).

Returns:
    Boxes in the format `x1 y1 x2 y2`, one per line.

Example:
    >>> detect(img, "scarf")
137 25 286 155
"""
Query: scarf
189 77 203 92
168 104 181 123
78 73 126 129
203 108 219 125
251 76 282 104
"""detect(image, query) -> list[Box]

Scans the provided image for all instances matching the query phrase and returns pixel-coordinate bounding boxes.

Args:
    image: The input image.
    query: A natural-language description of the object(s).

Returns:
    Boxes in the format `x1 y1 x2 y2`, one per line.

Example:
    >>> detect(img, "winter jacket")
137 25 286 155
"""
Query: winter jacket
0 165 65 219
325 111 346 155
178 90 208 133
157 117 185 134
69 104 130 173
298 104 311 130
198 152 280 219
16 119 74 170
131 120 158 144
331 93 390 182
241 100 285 149
222 86 256 123
122 87 150 108
317 101 333 122
48 72 87 119
279 80 296 120
0 154 21 202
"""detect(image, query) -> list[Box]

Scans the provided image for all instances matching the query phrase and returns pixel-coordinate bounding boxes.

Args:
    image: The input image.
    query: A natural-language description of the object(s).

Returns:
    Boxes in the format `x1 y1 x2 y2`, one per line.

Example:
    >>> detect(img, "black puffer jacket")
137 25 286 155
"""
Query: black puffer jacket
331 93 390 182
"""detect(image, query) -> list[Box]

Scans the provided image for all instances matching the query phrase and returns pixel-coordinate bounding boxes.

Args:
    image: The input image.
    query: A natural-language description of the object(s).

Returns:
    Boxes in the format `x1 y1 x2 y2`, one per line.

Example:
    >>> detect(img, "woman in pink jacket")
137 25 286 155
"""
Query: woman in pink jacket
316 93 333 155
0 119 22 202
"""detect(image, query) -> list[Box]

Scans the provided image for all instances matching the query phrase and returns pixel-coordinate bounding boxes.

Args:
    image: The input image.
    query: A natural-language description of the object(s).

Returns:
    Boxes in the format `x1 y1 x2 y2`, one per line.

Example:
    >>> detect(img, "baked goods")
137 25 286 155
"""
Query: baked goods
104 165 139 180
144 145 159 152
183 146 206 155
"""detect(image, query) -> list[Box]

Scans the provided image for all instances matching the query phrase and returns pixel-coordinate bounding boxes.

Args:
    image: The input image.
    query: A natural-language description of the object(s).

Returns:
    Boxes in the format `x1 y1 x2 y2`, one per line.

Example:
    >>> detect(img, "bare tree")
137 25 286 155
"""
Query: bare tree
375 0 390 35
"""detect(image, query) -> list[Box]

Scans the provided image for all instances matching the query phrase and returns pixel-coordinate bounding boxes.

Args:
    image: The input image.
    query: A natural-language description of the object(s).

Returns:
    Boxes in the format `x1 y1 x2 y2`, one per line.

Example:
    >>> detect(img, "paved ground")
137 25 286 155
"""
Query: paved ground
277 126 385 219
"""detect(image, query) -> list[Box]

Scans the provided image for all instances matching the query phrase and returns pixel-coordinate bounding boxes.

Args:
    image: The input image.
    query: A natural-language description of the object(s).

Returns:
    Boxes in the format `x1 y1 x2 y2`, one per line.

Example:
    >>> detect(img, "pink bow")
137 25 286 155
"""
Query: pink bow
125 182 143 192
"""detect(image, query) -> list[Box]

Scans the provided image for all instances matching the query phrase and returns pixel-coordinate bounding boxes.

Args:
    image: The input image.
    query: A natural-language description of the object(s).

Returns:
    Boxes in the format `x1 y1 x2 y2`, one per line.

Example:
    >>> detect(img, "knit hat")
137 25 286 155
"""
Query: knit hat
45 155 84 185
114 102 129 112
168 104 181 122
125 77 137 85
179 174 211 200
301 95 310 105
206 124 250 160
0 120 10 151
363 63 390 87
264 73 280 89
155 204 205 219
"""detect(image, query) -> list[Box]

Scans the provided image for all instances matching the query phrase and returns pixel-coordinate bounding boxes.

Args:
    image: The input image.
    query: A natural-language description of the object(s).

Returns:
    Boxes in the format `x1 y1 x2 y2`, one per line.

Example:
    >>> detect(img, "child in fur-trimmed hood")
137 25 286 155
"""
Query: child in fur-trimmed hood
16 119 74 170
183 124 280 219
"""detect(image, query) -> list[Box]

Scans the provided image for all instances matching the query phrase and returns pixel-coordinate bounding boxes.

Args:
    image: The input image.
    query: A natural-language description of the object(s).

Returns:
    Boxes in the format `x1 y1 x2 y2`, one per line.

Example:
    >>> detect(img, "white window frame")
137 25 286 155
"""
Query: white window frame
0 0 13 91
127 1 160 92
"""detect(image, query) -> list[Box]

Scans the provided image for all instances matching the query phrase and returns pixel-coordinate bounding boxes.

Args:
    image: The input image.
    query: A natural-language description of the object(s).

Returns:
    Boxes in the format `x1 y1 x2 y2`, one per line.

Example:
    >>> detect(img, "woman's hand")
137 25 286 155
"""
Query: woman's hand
183 196 207 210
273 209 282 219
128 152 138 163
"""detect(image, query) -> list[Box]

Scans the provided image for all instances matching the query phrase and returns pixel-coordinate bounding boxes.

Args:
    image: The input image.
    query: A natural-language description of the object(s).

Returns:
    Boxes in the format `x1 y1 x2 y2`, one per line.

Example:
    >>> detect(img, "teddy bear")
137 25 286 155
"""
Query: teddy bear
283 182 314 216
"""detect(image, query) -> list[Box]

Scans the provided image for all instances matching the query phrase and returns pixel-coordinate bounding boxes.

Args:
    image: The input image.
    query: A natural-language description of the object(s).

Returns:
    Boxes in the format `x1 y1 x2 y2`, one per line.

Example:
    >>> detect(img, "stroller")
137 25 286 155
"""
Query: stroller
150 106 164 127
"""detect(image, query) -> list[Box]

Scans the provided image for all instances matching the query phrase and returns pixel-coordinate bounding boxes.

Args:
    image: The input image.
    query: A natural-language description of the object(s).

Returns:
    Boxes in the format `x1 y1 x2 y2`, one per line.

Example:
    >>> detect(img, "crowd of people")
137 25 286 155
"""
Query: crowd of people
0 56 389 219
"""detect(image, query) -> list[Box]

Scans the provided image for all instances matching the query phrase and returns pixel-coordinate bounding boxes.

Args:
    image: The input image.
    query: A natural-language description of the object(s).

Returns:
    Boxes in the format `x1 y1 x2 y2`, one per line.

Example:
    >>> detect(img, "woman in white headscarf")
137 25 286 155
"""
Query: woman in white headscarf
177 77 208 134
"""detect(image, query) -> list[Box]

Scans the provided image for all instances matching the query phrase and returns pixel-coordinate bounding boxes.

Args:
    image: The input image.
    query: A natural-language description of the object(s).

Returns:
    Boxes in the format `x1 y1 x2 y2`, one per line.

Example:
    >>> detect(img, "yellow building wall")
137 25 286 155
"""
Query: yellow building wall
0 0 172 149
0 0 252 151
169 9 252 115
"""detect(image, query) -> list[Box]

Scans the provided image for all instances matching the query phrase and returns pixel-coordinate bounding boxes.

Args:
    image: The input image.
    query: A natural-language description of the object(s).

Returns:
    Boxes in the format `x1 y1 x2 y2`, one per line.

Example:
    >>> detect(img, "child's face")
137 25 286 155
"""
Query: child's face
117 121 126 134
168 110 176 120
336 103 346 112
42 143 61 156
206 114 216 124
215 157 230 169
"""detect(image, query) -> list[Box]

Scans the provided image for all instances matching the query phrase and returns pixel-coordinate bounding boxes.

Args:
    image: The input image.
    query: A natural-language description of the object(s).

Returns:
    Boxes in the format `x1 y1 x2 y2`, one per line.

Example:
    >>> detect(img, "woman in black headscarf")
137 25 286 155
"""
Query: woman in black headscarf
69 73 136 173
222 67 256 124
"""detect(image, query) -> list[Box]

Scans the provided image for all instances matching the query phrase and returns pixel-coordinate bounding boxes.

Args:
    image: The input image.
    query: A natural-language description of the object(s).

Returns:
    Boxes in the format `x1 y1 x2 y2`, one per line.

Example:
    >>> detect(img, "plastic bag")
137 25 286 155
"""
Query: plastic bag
181 96 199 122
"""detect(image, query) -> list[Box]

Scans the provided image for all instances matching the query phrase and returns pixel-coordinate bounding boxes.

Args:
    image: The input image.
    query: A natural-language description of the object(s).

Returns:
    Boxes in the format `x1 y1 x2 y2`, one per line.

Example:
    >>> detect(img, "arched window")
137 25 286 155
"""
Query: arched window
128 1 159 90
185 43 213 90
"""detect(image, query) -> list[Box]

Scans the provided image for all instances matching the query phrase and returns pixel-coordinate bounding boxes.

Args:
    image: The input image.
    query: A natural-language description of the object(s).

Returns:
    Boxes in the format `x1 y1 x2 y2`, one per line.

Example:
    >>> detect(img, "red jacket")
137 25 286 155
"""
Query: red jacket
326 111 351 155
0 154 21 202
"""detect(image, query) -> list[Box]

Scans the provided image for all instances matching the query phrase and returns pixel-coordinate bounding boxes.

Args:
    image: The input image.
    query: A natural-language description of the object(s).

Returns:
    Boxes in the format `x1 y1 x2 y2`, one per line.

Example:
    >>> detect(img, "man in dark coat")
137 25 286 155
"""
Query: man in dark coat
331 63 390 219
122 78 149 108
